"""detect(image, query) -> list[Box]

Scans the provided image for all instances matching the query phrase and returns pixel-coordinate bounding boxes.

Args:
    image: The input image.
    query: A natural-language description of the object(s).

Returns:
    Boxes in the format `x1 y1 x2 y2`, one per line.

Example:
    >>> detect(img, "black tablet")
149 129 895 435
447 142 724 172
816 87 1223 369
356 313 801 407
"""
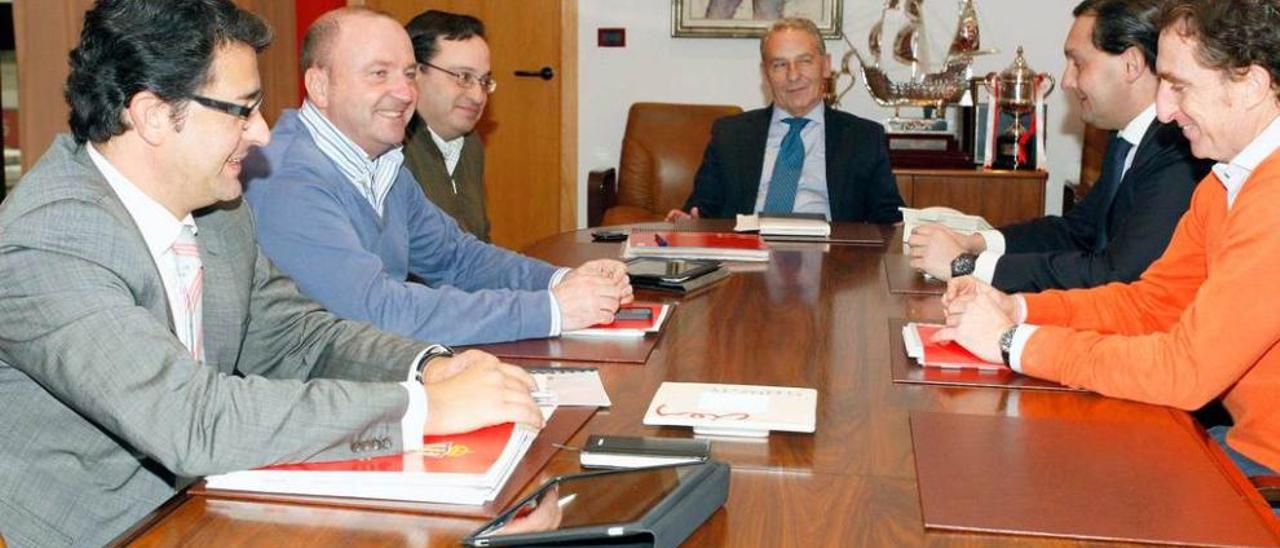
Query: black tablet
625 258 720 284
462 461 729 547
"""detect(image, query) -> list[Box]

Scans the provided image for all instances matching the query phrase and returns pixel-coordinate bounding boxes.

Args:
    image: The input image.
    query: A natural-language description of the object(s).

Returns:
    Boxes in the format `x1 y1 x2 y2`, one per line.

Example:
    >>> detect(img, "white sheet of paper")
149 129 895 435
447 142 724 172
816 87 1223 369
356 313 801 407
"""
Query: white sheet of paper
697 391 770 414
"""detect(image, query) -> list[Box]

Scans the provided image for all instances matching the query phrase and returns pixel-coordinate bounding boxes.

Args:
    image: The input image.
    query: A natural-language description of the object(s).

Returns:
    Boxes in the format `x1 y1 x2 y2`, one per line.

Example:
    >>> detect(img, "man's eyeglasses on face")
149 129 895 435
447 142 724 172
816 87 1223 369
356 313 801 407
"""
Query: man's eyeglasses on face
191 94 265 122
421 63 497 94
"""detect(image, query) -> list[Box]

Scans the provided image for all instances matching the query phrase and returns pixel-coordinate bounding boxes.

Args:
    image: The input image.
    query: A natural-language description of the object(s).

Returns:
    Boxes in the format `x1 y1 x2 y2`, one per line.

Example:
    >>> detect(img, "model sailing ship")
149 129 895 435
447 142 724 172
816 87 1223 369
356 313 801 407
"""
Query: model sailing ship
834 0 990 112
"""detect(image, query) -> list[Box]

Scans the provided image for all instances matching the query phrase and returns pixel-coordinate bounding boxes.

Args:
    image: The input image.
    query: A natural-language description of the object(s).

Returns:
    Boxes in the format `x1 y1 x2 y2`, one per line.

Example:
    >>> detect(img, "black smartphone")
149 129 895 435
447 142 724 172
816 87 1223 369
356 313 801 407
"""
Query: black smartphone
590 229 628 242
614 308 653 321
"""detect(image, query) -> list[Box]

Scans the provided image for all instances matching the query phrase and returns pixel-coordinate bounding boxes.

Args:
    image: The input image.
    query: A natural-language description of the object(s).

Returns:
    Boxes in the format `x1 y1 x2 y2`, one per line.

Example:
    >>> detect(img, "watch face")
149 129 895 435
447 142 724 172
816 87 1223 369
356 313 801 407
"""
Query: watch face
999 327 1016 351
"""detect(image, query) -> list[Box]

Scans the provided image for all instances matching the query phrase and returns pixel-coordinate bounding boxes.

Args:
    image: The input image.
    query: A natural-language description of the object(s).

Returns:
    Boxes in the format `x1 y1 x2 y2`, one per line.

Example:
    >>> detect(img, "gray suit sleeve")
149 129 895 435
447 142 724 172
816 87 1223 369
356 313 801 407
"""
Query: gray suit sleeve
0 201 419 477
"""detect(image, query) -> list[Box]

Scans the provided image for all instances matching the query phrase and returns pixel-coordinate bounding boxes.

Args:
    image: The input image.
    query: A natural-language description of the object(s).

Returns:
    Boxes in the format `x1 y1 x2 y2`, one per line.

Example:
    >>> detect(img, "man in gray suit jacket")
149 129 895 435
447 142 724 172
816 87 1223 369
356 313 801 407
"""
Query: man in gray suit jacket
0 1 541 546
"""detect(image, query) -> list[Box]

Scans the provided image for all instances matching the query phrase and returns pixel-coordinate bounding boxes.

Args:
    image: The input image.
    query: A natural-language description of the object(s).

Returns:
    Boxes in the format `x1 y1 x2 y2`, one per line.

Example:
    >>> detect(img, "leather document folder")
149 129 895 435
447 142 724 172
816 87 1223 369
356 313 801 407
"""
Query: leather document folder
883 254 945 295
192 406 596 519
889 320 1084 392
472 330 663 364
909 411 1280 546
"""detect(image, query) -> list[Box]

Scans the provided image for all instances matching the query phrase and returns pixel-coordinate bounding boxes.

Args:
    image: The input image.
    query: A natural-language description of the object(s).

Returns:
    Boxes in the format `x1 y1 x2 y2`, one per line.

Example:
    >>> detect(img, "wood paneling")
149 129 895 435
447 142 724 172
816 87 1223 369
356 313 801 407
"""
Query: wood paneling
1079 123 1109 196
363 0 576 251
233 0 299 126
13 0 93 172
895 168 1047 227
12 1 299 175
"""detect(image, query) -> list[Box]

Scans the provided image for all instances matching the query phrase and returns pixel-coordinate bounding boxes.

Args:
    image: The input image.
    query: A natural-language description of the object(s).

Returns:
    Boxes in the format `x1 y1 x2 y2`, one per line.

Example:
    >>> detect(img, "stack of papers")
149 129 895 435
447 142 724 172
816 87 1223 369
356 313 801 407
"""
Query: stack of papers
205 407 556 506
530 367 612 407
900 207 993 252
734 213 831 238
623 231 770 262
642 382 817 437
902 323 1005 371
562 302 671 338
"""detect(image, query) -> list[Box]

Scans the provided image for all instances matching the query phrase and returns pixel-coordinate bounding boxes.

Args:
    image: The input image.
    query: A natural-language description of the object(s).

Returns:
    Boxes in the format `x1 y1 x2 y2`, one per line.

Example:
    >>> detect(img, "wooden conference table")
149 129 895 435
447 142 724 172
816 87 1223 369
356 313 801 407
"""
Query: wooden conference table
121 221 1278 547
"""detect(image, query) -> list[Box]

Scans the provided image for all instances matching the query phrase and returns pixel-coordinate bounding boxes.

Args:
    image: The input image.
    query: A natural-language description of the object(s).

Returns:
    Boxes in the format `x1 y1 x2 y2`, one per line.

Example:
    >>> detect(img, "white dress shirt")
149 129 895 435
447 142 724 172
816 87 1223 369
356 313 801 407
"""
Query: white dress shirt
428 125 466 194
88 144 428 451
972 104 1158 281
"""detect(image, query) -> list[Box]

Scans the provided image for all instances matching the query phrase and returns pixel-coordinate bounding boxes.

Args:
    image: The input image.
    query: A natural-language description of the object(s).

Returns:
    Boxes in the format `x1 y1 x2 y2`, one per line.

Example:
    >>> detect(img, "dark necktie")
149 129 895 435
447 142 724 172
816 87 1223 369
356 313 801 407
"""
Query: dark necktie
1093 134 1135 249
762 117 810 213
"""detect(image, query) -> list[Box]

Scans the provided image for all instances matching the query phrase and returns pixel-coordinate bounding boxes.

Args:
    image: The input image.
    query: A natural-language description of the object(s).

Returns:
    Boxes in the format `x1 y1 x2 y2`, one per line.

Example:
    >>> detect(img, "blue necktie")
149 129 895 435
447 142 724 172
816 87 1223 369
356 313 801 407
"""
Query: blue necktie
1093 133 1134 249
763 117 810 213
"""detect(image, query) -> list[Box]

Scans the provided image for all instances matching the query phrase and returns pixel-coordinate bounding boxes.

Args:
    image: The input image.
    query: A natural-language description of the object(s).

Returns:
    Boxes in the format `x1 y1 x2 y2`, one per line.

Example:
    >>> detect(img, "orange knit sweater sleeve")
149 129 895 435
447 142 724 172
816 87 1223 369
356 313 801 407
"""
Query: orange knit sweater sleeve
1019 168 1280 410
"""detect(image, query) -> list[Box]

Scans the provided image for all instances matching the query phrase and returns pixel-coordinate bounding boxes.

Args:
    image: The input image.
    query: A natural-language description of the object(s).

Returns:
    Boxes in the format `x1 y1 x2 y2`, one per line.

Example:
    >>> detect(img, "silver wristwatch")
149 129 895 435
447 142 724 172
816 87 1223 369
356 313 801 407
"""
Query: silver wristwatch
414 344 455 383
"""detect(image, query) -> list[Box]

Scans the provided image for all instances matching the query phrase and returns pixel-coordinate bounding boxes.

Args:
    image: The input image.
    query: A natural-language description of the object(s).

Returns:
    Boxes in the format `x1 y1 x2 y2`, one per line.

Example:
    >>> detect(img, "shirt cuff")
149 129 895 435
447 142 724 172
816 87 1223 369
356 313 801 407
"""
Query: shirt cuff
979 229 1006 253
1013 294 1028 323
1007 324 1038 374
399 381 427 451
548 267 571 289
546 268 571 337
973 251 1001 283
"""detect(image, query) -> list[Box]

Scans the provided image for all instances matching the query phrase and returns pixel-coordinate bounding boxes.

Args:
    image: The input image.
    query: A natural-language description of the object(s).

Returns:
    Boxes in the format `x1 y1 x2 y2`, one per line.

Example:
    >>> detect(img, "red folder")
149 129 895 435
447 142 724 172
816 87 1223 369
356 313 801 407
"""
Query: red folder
628 231 768 250
910 323 1006 371
624 231 770 261
265 423 514 475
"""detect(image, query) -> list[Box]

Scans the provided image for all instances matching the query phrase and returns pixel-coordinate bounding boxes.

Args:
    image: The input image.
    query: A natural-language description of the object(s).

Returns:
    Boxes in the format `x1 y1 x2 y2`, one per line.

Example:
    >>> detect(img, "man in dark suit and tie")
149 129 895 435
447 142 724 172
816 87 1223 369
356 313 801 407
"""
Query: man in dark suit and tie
666 17 905 224
0 1 540 545
908 0 1211 292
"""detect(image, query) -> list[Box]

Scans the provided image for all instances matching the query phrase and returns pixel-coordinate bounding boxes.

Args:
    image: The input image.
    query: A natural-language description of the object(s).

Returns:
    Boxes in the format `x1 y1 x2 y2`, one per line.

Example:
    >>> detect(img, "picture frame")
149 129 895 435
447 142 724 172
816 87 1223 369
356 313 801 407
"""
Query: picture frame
672 0 844 38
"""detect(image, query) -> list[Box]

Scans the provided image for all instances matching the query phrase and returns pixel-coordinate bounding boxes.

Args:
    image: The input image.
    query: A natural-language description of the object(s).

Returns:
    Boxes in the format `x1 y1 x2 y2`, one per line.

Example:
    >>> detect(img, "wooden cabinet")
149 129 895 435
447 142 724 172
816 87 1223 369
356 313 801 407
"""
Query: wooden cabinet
893 168 1047 227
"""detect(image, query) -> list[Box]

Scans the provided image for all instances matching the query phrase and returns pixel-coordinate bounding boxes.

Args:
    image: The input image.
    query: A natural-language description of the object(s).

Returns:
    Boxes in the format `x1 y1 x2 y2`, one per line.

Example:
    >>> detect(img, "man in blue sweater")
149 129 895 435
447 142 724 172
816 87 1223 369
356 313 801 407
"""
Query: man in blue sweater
243 7 631 345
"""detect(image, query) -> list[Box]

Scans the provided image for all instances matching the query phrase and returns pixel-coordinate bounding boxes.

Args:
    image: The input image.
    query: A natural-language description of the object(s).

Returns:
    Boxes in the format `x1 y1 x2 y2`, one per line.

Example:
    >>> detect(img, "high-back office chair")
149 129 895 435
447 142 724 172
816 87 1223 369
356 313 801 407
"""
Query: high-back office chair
587 102 742 227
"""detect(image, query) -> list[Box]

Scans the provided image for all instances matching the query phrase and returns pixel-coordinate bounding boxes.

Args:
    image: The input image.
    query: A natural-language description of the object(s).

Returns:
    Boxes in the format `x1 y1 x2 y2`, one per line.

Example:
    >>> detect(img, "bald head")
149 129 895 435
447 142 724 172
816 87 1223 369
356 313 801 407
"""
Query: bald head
301 7 398 71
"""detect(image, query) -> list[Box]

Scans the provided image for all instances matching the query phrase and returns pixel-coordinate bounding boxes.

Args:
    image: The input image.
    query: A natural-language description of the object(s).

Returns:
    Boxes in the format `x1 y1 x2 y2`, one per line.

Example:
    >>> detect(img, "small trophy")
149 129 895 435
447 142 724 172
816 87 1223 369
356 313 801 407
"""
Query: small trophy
983 46 1054 170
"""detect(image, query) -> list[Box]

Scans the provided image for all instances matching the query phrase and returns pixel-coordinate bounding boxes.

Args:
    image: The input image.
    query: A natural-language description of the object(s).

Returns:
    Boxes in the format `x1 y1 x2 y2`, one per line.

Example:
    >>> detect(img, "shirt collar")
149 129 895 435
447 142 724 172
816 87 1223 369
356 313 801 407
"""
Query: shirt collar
1118 103 1157 147
86 143 196 259
1211 114 1280 207
297 100 405 216
427 125 465 153
772 103 825 127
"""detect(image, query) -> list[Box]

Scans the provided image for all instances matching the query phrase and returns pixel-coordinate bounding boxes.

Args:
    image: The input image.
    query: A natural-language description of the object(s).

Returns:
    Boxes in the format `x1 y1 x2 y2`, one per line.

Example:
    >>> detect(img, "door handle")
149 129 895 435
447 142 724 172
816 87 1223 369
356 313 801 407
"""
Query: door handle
514 67 555 80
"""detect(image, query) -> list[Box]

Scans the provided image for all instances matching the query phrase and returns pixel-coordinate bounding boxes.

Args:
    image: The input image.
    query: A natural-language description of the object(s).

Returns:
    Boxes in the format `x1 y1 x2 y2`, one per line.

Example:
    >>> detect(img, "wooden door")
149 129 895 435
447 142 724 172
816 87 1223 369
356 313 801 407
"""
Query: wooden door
13 0 299 174
362 0 577 252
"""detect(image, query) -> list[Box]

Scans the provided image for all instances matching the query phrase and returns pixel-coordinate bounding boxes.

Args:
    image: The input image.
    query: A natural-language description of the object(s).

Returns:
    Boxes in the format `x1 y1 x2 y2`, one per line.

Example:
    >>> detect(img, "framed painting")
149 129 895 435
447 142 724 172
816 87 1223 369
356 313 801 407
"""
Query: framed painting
672 0 844 38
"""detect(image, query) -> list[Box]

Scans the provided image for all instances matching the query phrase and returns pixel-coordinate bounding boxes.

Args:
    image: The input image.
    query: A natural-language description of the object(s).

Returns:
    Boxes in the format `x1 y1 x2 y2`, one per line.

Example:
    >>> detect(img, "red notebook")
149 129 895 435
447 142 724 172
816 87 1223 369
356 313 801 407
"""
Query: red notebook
266 423 514 475
563 302 671 338
902 323 1006 371
624 230 770 262
203 421 540 505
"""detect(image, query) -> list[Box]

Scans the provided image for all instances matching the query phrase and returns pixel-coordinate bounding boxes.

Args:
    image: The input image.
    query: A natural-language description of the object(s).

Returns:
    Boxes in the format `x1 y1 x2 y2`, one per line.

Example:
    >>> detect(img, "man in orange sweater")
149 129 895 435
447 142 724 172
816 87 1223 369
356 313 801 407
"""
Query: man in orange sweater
936 0 1280 485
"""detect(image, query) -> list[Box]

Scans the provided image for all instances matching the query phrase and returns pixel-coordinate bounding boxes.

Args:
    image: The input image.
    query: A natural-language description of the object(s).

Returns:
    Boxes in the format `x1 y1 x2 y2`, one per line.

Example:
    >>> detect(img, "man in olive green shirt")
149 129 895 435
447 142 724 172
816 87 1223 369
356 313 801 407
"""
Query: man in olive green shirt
404 10 494 241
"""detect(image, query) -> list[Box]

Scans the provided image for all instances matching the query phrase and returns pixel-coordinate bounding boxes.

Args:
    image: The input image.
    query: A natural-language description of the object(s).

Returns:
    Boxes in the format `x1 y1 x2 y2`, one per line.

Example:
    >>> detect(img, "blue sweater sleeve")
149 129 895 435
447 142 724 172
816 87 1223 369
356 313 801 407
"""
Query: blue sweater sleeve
247 174 557 346
399 171 560 293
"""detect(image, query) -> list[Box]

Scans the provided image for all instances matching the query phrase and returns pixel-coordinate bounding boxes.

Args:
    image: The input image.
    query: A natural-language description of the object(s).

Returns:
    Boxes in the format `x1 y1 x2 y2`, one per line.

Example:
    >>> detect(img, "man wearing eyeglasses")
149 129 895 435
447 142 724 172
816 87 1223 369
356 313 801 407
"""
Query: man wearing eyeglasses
403 10 495 242
243 7 633 347
0 1 545 545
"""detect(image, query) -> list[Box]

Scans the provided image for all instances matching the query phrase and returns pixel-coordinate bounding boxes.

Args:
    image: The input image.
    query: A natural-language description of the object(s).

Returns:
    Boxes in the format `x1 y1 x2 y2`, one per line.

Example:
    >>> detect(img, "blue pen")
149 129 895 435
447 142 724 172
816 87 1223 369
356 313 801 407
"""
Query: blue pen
654 234 669 247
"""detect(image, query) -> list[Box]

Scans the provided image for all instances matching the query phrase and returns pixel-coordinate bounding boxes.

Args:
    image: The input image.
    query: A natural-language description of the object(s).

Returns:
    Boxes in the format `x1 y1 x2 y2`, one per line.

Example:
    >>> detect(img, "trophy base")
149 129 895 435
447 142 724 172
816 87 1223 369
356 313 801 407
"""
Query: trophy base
886 132 974 169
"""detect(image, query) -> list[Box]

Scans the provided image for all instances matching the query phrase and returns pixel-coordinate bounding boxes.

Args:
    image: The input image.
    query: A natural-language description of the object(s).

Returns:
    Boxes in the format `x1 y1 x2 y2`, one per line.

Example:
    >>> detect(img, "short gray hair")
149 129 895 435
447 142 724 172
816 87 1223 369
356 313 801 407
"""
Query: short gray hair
759 17 827 60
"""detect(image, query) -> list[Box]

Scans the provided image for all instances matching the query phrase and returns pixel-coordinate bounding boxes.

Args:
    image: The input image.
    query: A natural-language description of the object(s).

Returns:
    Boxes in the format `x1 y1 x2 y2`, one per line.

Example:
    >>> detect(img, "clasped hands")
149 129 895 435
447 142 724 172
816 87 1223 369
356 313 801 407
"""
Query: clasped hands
905 223 987 281
934 276 1018 364
554 259 634 331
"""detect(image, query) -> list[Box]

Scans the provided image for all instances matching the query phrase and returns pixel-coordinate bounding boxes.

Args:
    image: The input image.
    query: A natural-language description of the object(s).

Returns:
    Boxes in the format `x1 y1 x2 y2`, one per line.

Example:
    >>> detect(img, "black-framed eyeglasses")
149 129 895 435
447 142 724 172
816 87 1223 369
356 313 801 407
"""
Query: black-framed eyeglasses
191 94 264 121
421 63 497 94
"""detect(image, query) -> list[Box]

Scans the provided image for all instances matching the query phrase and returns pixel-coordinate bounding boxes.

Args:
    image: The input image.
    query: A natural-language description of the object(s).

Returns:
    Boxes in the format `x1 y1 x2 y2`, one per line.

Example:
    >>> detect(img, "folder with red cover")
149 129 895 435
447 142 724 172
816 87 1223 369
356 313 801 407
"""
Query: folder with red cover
624 230 770 262
204 417 544 505
902 322 1006 371
563 302 671 338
